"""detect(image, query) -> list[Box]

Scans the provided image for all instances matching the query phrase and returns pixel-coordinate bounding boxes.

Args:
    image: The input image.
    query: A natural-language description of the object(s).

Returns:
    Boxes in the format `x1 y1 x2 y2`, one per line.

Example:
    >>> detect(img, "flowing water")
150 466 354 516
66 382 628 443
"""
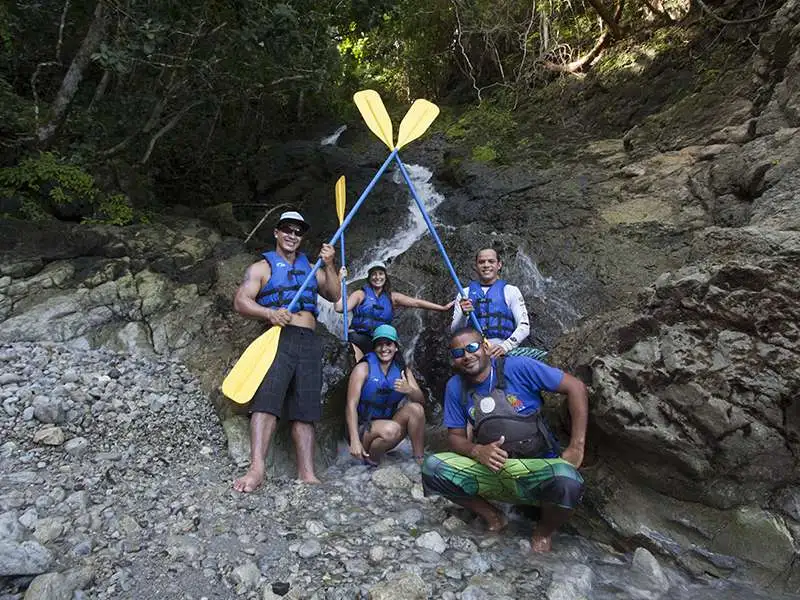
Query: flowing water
320 124 347 146
313 131 794 598
316 162 446 356
510 248 583 333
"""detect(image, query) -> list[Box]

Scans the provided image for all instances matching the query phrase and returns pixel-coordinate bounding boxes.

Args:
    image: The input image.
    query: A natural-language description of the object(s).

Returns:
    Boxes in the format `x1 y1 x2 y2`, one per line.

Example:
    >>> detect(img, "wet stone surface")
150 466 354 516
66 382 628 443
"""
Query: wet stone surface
0 342 793 599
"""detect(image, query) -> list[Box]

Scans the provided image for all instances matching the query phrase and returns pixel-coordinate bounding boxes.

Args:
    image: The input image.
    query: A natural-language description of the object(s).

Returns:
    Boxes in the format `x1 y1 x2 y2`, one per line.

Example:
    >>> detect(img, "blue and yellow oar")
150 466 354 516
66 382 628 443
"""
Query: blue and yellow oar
353 90 483 336
221 94 441 404
335 176 348 342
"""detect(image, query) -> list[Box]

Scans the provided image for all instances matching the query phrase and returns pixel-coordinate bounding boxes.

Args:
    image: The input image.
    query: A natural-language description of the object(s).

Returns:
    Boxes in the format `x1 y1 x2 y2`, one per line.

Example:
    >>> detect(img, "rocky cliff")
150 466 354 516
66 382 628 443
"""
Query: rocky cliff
2 0 799 593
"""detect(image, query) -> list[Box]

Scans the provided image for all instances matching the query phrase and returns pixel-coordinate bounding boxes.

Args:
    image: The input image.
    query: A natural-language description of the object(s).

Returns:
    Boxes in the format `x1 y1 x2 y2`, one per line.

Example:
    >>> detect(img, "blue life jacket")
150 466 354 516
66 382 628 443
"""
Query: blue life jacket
351 286 393 334
358 352 405 423
256 251 318 316
468 280 515 339
461 357 559 459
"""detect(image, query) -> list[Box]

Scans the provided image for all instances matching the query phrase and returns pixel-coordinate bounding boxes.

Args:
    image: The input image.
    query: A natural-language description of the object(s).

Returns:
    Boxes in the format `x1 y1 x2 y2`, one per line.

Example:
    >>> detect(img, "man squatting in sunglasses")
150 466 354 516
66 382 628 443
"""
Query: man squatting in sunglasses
421 326 588 553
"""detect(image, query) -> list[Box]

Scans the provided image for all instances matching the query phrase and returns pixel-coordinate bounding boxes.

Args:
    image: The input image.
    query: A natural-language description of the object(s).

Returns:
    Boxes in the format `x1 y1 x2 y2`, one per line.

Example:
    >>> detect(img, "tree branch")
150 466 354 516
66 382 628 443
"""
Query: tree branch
55 0 71 63
37 0 109 145
585 0 624 40
542 30 611 72
245 204 291 244
642 0 673 23
543 0 624 73
693 0 777 25
139 101 202 164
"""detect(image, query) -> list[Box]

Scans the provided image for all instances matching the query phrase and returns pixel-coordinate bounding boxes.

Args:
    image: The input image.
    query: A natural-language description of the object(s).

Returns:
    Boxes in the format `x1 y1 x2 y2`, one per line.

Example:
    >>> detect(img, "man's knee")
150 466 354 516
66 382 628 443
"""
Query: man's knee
421 453 479 499
540 475 584 510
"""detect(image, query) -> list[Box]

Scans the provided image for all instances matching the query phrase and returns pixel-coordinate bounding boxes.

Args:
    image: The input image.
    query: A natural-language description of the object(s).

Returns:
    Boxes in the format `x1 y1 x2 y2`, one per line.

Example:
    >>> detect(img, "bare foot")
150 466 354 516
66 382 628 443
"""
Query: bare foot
530 533 552 553
297 474 321 484
233 467 264 493
485 511 508 532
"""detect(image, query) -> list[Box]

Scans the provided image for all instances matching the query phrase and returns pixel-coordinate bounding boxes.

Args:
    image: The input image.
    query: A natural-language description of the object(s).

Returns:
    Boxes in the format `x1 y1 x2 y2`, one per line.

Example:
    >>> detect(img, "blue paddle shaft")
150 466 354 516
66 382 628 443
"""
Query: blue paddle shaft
393 155 483 334
287 150 398 313
340 234 348 341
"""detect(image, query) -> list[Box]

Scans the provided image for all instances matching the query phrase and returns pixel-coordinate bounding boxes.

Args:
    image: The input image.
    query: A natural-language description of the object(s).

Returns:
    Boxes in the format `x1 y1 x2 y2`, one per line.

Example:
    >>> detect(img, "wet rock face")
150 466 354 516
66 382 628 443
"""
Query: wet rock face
591 252 800 509
2 341 791 600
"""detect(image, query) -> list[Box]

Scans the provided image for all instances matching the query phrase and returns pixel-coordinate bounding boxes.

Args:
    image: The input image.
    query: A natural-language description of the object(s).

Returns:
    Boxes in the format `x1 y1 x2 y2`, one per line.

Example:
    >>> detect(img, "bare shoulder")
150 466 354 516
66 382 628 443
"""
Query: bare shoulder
241 260 270 288
350 361 370 380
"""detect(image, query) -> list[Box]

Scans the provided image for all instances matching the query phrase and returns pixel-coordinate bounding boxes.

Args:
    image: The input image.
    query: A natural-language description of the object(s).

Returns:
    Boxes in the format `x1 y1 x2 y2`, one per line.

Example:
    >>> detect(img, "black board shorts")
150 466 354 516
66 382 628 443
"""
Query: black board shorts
348 330 373 355
249 325 322 422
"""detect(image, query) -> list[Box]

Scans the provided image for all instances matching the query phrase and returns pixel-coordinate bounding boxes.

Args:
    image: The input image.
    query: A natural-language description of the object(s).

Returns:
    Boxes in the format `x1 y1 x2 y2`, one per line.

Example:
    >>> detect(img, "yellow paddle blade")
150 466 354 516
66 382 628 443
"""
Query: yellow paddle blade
335 176 346 224
396 99 440 149
353 90 394 150
221 327 282 404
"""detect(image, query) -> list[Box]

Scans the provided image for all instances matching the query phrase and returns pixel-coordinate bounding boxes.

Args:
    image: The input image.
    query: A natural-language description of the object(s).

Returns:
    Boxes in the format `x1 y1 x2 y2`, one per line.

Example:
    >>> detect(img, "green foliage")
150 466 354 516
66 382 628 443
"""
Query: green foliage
444 102 517 163
86 193 138 226
20 198 51 222
445 104 517 141
471 144 498 162
335 0 454 99
0 152 138 225
0 152 97 206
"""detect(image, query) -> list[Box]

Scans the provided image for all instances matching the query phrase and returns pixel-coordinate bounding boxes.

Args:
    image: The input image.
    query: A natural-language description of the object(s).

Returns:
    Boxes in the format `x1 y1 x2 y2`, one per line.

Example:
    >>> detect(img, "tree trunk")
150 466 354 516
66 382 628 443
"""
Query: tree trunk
37 1 109 145
585 0 624 40
543 0 625 73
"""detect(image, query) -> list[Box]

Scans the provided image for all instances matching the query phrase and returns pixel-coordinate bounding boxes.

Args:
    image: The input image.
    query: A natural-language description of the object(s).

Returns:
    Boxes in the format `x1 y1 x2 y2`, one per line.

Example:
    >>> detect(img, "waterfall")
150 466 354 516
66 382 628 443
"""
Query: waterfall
316 162 580 355
320 125 347 146
316 164 445 351
511 248 582 332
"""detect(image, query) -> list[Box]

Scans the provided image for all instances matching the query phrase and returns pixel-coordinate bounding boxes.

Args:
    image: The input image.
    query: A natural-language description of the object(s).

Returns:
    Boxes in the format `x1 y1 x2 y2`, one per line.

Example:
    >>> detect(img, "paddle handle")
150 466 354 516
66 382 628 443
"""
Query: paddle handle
340 232 348 341
393 155 484 335
287 149 398 313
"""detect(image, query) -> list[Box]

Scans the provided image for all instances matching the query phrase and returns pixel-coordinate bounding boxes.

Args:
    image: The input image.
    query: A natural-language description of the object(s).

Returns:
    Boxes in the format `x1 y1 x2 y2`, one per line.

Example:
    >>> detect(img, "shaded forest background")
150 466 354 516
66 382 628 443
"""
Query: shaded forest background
0 0 780 224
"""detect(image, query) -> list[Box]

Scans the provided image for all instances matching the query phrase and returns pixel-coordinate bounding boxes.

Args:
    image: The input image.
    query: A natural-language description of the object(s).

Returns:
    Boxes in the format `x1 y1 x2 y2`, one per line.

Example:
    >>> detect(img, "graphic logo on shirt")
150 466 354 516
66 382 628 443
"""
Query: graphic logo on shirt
506 393 524 412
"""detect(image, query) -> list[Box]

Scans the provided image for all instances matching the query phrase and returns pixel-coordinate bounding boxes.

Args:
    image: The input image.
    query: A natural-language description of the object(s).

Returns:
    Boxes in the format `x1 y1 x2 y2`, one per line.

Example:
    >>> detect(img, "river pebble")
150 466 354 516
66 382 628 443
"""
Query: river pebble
0 342 791 600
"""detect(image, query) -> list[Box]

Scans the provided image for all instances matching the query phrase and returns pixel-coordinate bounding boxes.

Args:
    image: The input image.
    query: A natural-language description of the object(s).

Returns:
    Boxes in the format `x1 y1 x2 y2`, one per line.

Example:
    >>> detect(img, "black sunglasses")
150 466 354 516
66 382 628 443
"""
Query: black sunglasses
450 341 481 359
278 224 304 236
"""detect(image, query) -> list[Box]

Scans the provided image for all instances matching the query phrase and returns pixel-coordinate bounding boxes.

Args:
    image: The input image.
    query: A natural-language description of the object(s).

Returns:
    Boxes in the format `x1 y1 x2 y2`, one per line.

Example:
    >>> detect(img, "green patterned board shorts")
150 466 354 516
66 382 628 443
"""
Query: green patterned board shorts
421 452 584 510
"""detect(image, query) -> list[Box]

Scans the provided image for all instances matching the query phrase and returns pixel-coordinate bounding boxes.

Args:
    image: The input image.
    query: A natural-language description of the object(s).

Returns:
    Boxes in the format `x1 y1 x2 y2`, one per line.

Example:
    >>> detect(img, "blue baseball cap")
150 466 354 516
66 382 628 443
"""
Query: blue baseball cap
372 324 399 343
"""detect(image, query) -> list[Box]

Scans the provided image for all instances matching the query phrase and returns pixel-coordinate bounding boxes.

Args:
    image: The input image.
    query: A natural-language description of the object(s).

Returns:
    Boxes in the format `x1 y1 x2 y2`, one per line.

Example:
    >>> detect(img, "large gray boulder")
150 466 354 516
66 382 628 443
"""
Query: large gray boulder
0 539 53 576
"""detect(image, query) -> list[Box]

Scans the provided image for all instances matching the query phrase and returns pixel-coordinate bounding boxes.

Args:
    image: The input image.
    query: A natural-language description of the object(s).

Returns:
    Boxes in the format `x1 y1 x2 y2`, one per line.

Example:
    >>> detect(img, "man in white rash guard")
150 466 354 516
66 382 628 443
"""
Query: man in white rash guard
451 248 530 357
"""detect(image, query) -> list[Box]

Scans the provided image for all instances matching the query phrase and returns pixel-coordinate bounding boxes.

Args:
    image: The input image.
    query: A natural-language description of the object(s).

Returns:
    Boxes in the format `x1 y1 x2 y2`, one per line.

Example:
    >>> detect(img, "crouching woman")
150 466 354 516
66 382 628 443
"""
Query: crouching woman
345 325 426 465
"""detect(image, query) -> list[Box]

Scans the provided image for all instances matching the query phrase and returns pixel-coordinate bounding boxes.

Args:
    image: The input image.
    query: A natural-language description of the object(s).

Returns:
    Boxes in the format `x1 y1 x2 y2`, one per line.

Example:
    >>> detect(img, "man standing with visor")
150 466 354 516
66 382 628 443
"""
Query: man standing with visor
232 210 341 491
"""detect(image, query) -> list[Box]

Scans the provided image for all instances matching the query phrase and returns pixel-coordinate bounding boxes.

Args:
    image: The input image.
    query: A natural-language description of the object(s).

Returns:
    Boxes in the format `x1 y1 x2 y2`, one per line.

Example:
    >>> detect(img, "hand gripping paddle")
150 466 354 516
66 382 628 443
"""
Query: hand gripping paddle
221 92 442 404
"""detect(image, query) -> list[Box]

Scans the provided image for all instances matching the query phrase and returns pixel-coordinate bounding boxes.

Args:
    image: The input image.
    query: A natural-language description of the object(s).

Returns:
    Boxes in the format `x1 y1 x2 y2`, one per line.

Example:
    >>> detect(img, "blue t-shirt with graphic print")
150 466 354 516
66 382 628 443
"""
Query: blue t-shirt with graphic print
443 356 564 430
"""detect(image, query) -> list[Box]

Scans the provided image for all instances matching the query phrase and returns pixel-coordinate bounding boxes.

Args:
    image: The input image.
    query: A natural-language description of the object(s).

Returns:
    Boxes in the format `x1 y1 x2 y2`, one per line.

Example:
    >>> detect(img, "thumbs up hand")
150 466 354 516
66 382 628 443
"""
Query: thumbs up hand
472 435 508 472
393 371 413 395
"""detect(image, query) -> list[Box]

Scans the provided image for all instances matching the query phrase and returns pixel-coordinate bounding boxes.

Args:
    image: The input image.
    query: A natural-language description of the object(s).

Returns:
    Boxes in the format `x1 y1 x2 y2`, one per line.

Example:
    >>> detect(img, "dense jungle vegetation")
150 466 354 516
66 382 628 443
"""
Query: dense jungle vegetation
0 0 779 223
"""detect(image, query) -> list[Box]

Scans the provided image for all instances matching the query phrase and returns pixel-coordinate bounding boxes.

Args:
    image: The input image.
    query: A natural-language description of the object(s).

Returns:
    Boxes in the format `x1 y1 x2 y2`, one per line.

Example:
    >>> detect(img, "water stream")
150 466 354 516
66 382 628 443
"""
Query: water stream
316 162 446 358
312 129 796 599
320 124 347 146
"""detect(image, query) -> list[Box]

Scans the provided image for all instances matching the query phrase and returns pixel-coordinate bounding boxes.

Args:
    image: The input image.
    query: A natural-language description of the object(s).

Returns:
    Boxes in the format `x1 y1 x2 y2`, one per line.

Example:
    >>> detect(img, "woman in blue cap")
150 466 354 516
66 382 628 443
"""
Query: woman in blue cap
335 262 453 361
345 324 426 465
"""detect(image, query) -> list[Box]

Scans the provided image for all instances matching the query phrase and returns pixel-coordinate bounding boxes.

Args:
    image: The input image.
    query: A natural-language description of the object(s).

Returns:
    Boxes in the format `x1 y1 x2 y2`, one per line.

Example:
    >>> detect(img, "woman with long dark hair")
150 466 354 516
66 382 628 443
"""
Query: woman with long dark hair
335 262 453 361
345 325 426 465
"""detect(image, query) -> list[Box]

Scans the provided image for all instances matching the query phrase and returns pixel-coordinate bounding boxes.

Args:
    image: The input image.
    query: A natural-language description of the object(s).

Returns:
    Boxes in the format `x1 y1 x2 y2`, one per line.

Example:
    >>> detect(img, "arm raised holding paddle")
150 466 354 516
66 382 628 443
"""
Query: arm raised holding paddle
229 210 340 491
314 242 341 304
